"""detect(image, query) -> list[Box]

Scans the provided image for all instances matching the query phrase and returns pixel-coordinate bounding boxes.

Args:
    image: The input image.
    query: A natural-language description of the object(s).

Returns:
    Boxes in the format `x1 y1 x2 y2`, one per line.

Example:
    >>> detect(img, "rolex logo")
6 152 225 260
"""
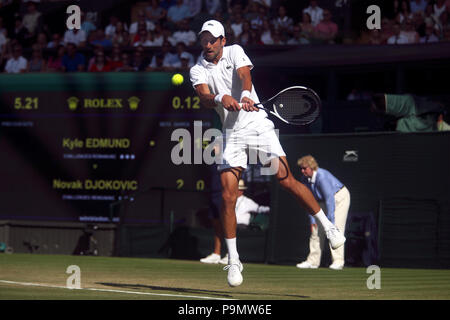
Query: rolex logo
67 97 79 111
128 96 140 111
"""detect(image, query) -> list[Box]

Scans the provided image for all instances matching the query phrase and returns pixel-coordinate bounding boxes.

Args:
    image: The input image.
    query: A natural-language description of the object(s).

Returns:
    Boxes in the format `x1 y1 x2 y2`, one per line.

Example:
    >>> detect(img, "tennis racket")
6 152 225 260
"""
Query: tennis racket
240 86 321 126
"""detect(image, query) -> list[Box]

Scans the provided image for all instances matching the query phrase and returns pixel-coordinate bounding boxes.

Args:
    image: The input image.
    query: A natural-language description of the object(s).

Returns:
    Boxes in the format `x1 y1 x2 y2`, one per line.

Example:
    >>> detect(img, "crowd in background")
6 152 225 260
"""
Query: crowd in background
1 0 450 74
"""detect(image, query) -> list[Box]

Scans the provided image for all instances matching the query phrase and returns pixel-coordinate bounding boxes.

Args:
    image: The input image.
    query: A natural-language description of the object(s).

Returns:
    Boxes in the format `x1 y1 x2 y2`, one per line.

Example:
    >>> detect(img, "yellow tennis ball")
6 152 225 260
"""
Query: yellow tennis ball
172 73 184 86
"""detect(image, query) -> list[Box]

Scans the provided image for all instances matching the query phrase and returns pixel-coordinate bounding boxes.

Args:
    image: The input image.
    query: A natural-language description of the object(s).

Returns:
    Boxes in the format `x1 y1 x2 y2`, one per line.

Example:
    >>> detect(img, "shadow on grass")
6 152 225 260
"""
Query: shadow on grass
96 282 310 299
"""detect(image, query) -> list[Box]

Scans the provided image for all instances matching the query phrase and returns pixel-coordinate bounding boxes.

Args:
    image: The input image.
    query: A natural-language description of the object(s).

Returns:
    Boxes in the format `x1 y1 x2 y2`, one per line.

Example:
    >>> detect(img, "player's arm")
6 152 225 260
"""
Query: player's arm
194 83 241 111
236 66 259 112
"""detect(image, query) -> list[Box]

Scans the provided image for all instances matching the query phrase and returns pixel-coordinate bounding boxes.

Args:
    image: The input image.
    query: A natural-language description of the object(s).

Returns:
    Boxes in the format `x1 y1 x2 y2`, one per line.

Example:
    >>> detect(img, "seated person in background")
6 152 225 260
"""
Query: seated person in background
370 93 449 132
313 9 338 43
27 44 46 72
4 43 27 73
420 22 440 42
61 42 85 72
46 44 65 72
200 179 270 265
399 18 420 43
63 28 87 48
387 23 409 44
168 19 196 47
88 51 111 72
116 53 137 72
129 10 155 36
303 0 324 27
167 0 191 29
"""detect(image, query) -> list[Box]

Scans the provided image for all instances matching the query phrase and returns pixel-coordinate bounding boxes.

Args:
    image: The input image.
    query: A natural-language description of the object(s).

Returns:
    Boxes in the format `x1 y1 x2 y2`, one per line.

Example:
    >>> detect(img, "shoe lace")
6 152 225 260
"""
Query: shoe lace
223 262 240 271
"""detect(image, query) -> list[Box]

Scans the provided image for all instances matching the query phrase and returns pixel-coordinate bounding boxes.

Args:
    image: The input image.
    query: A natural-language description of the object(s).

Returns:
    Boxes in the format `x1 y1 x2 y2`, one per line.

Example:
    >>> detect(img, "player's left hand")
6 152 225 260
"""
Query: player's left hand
240 97 259 112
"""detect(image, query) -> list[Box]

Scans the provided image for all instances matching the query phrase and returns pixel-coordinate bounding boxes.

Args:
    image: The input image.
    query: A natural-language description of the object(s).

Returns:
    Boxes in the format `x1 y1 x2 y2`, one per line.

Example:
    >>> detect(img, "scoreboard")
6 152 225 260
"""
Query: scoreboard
0 72 216 223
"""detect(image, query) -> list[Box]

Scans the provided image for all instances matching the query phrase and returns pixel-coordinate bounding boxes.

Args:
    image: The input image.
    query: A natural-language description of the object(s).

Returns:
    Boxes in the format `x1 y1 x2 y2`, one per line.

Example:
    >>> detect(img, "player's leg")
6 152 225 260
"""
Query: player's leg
274 156 346 249
220 167 244 287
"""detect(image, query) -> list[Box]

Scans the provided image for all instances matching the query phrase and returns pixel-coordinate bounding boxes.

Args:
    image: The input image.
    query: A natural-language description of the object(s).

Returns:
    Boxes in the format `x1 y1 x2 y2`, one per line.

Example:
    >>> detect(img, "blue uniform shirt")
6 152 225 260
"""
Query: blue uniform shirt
300 168 344 224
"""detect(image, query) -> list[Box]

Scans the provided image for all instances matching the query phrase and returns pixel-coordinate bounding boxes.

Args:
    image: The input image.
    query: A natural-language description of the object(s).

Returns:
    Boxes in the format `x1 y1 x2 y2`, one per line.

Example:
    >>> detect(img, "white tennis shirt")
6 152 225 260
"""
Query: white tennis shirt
190 44 268 130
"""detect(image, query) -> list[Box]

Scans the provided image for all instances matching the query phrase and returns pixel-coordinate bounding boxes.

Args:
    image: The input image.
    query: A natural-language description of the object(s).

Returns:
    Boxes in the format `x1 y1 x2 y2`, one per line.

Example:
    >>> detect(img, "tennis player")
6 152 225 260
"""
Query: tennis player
189 20 345 287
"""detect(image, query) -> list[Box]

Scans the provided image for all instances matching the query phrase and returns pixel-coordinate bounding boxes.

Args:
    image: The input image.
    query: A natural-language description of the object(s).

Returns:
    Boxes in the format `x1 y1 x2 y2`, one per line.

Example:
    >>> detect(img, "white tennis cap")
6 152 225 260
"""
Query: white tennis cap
199 20 225 38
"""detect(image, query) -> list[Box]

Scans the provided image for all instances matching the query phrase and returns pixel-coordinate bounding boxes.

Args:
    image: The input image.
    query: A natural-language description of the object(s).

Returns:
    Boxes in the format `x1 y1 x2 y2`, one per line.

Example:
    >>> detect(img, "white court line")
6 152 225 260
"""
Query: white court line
0 279 235 300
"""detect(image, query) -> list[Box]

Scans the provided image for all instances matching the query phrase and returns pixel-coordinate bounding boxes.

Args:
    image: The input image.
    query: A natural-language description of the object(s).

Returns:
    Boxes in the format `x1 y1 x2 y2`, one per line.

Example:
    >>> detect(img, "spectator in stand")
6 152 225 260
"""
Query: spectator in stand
35 32 47 48
63 28 87 47
105 16 125 40
287 24 310 44
27 43 46 72
387 23 409 44
146 52 166 71
61 42 85 72
380 18 394 43
169 19 197 46
175 41 194 66
129 11 155 36
270 29 285 45
11 17 29 47
250 4 266 31
80 11 97 38
238 20 252 45
314 9 338 43
46 44 65 72
22 1 42 40
0 28 8 55
299 12 315 41
88 50 111 72
244 1 259 22
148 40 179 71
434 0 447 20
400 18 420 43
420 21 440 42
116 52 137 71
167 0 191 29
230 12 245 39
108 44 123 71
396 0 414 24
177 51 193 71
260 18 275 44
303 0 324 27
424 3 441 29
367 29 384 45
410 0 428 14
185 0 202 18
160 0 176 11
146 0 167 24
0 17 7 37
111 22 128 46
443 25 450 41
4 43 27 73
132 45 149 71
437 10 450 35
152 23 165 46
90 29 113 48
205 0 222 16
273 5 293 34
47 33 63 48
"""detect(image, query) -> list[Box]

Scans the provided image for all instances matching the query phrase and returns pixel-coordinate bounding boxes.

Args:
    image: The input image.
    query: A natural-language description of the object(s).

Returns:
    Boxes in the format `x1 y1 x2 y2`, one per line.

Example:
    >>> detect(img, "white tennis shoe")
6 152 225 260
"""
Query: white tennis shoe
200 253 221 264
326 226 346 250
329 262 344 270
224 259 243 287
219 254 228 265
296 261 319 269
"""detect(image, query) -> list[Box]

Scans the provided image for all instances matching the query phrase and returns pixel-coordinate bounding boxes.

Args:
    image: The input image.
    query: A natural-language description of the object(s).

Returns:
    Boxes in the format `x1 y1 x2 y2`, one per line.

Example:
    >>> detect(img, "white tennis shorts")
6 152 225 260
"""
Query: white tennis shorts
217 118 286 171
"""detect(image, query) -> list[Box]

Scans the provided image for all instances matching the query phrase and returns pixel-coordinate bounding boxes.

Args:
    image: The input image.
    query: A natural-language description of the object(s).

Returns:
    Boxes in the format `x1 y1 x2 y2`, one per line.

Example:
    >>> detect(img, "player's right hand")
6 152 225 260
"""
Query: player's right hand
222 95 241 111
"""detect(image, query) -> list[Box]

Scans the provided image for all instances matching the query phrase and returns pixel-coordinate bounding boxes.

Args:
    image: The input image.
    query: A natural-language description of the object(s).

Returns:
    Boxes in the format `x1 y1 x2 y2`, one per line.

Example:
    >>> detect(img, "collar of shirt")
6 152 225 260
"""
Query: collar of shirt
200 46 229 68
309 170 318 184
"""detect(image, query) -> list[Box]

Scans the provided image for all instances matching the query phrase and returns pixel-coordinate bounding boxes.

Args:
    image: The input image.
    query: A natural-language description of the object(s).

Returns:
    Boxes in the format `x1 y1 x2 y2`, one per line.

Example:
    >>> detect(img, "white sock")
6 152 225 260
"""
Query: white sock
312 209 334 231
225 238 239 262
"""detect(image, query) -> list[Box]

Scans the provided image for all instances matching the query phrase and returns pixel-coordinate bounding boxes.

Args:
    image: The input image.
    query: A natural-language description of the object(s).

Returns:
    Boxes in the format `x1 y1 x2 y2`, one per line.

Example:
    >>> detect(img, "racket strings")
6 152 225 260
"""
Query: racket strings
272 90 321 125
